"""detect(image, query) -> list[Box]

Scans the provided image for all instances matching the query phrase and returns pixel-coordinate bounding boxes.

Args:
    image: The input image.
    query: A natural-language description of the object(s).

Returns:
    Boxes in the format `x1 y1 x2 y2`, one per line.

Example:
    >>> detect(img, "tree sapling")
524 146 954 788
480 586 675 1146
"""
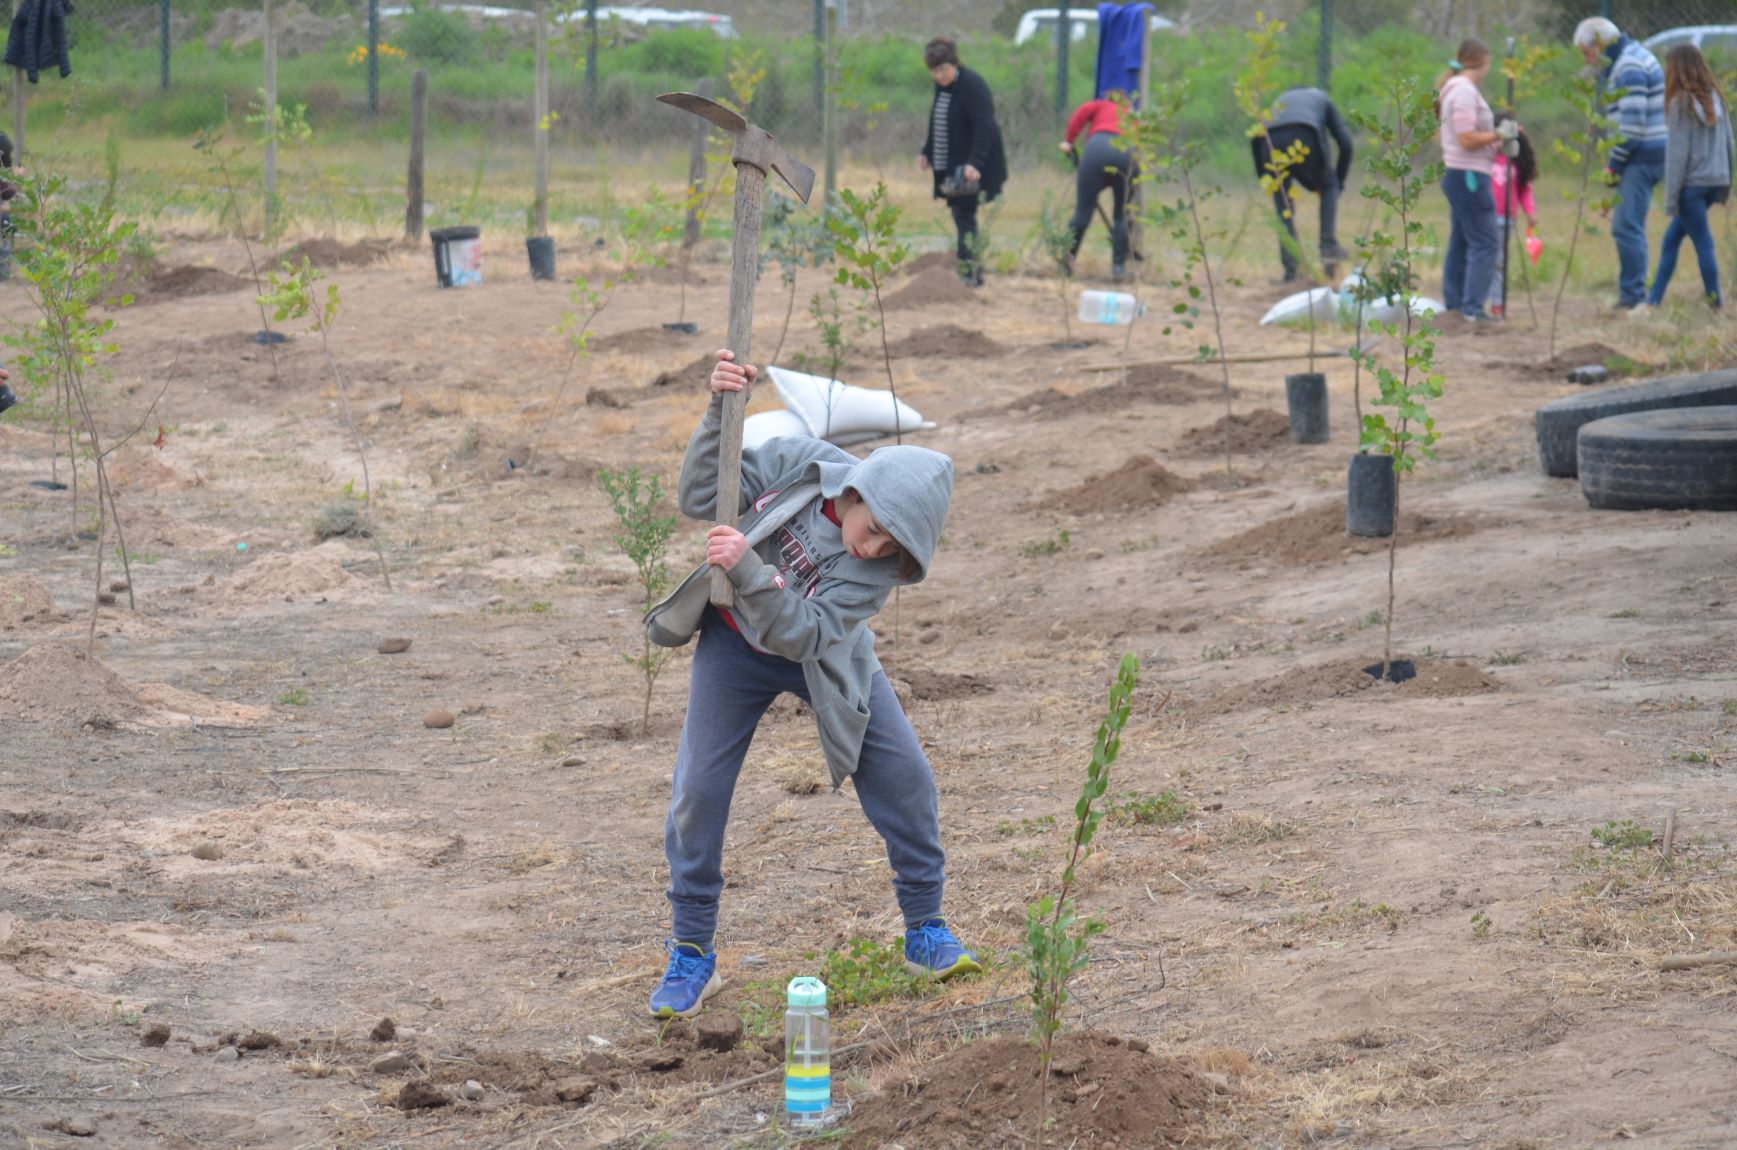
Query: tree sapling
598 466 679 736
1024 653 1140 1146
261 258 393 591
1347 76 1444 682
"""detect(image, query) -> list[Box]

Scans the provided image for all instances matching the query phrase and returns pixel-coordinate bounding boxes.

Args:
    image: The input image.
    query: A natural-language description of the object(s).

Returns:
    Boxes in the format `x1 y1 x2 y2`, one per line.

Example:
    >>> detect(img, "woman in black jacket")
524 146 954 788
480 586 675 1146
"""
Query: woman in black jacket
918 38 1007 286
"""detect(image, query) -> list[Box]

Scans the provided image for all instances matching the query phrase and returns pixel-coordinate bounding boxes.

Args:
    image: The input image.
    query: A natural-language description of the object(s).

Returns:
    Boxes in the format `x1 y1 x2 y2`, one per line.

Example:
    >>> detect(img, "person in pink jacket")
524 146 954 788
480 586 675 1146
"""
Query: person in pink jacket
1489 111 1538 317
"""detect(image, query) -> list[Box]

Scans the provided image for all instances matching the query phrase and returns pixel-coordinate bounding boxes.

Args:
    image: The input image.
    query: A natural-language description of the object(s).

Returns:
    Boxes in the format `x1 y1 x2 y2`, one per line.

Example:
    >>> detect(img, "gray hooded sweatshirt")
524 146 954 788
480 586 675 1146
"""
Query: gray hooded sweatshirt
1664 94 1735 217
647 392 954 788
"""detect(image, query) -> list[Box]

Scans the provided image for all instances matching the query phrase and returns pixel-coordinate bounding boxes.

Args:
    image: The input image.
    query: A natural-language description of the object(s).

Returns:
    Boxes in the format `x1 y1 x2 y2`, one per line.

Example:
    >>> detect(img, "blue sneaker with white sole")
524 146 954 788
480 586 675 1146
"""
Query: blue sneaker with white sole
648 940 722 1018
903 919 982 980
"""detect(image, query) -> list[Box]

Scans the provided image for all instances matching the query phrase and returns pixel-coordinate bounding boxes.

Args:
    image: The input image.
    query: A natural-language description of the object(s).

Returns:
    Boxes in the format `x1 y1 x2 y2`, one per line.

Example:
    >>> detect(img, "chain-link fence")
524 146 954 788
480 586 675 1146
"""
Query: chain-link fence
6 0 1735 240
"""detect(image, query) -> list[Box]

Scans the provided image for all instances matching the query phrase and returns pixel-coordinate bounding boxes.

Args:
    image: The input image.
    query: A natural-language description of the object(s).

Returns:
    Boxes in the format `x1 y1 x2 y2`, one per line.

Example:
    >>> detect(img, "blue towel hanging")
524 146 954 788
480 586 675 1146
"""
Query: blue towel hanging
1094 2 1152 102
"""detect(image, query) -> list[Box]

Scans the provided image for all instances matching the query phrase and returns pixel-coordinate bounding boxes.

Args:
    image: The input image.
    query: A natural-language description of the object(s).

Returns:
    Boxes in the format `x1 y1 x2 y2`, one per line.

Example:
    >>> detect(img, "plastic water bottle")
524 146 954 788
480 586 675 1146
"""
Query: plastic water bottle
784 976 831 1126
1077 289 1144 325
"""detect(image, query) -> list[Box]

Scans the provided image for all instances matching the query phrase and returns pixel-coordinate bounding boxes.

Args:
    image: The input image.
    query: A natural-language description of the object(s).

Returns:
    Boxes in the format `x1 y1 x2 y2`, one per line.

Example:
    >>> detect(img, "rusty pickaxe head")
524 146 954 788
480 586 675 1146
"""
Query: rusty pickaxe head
658 92 816 204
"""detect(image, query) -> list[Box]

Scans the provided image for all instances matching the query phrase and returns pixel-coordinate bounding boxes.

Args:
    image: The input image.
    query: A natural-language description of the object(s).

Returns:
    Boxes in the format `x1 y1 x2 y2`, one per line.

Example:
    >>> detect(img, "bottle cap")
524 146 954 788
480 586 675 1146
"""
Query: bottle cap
786 976 827 1008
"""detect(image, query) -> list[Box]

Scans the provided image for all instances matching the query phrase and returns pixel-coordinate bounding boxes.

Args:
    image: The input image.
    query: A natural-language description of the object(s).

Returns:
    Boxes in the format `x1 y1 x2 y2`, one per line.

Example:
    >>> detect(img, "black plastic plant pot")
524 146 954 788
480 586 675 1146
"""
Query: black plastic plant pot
662 322 699 335
253 330 288 346
1346 452 1396 537
526 236 556 282
0 382 15 415
1363 659 1417 683
1285 372 1329 443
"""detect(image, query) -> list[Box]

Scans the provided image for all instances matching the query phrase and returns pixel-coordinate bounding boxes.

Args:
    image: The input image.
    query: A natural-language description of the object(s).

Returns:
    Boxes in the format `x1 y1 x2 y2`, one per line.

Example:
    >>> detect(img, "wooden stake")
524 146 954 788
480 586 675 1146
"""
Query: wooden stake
405 69 428 242
532 1 549 237
262 0 278 237
1661 951 1737 972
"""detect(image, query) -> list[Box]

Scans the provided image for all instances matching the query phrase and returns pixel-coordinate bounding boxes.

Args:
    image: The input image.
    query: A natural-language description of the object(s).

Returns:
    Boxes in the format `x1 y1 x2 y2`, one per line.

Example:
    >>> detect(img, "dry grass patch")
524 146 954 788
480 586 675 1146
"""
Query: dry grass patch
1532 829 1737 999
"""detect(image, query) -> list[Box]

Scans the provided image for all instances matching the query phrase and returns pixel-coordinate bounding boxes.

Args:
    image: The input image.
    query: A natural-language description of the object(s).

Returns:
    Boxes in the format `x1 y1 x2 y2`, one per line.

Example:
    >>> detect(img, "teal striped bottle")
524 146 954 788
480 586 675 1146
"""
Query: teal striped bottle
783 976 831 1125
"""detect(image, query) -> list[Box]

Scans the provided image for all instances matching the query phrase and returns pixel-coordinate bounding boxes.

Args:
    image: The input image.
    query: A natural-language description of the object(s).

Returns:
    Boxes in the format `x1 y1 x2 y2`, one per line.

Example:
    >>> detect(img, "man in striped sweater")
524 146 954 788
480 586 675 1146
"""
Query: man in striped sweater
1576 17 1667 310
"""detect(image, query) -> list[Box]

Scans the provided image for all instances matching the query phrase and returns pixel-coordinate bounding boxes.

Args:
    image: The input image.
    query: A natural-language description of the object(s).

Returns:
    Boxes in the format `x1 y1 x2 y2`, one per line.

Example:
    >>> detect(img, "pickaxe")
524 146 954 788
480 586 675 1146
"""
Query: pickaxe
658 92 816 609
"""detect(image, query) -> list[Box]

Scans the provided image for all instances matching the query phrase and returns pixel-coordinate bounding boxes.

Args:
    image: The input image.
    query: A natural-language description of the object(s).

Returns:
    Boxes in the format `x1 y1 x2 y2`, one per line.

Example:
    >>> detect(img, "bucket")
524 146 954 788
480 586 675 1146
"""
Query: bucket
1346 452 1396 538
1284 373 1329 443
430 226 482 288
526 235 556 281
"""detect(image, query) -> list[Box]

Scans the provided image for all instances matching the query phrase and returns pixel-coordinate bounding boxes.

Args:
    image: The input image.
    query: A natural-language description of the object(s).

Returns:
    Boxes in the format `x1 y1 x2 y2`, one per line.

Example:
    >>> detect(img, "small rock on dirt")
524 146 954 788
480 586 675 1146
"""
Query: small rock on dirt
1126 1037 1150 1053
394 1080 450 1110
640 1051 684 1072
370 1051 414 1075
214 1045 240 1063
109 580 129 593
141 1023 171 1047
377 637 413 655
236 1031 280 1050
459 1079 484 1101
370 1017 397 1042
554 1077 598 1103
695 1012 743 1052
561 755 585 767
1048 1054 1087 1076
44 1116 97 1137
96 591 116 606
191 841 224 861
424 709 456 729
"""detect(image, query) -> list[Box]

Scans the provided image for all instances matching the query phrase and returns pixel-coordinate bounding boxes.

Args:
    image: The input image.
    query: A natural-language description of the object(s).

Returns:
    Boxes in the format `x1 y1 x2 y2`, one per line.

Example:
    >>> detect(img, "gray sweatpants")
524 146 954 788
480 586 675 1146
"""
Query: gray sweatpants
664 610 946 948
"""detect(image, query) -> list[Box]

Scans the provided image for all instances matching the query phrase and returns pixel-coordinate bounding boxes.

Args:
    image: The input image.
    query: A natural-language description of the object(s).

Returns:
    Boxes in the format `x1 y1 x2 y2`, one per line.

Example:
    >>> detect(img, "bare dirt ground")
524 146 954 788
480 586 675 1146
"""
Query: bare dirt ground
2 235 1735 1150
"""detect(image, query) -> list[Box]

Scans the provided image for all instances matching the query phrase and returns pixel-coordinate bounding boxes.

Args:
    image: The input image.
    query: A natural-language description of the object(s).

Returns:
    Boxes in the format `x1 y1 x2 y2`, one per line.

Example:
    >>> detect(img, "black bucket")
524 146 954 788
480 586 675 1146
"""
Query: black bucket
1285 372 1329 443
430 225 482 288
1346 452 1396 537
526 235 556 281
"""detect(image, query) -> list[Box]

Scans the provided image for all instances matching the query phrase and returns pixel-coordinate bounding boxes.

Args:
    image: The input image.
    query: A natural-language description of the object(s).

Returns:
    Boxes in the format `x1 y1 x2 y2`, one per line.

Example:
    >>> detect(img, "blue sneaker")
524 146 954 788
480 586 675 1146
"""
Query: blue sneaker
648 941 722 1018
903 919 982 980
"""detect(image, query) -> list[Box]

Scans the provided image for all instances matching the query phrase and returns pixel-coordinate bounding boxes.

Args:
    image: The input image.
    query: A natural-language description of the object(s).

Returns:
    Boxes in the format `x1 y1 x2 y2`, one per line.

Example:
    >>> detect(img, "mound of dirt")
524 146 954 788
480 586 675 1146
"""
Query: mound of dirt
280 238 397 270
649 353 717 389
887 324 1007 359
0 643 148 725
219 550 360 602
107 447 206 494
991 366 1224 421
1042 454 1194 515
892 667 995 701
1205 656 1498 715
884 266 978 311
136 800 440 871
845 1031 1212 1149
1518 341 1651 380
1179 408 1293 456
129 264 254 303
125 507 234 551
1200 502 1485 568
0 576 64 631
591 326 701 356
903 251 959 276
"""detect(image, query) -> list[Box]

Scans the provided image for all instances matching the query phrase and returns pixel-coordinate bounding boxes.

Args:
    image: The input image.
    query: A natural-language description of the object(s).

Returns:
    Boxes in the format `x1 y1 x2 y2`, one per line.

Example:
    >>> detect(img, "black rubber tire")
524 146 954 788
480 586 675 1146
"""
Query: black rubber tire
1577 406 1737 511
1534 368 1737 478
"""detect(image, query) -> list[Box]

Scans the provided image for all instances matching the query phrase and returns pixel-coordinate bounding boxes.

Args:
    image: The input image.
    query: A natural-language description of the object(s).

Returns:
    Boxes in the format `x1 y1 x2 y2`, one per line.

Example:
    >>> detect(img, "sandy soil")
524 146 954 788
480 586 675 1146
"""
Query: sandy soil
1 238 1734 1150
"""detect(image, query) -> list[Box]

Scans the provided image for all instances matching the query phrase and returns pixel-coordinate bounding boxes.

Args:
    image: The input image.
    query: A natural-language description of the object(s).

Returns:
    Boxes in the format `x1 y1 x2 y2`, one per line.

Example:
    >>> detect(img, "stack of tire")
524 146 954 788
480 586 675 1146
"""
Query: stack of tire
1534 369 1737 510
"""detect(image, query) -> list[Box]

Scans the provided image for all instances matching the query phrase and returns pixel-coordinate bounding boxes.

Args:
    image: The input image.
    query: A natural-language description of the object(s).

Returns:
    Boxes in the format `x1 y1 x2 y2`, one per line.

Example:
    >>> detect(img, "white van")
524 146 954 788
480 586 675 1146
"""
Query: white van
1013 7 1175 47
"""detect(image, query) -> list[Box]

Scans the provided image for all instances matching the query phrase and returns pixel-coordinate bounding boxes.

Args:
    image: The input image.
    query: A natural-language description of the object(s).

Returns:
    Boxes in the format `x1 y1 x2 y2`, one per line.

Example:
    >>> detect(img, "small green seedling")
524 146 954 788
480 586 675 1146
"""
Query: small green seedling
598 466 678 737
1019 528 1071 559
1107 790 1189 827
1470 910 1492 939
1024 654 1139 1146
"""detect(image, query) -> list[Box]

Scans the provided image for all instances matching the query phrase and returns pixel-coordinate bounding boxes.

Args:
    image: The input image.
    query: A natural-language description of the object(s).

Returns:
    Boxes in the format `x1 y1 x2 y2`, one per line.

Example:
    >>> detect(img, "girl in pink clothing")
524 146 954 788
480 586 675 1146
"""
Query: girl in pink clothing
1489 112 1539 317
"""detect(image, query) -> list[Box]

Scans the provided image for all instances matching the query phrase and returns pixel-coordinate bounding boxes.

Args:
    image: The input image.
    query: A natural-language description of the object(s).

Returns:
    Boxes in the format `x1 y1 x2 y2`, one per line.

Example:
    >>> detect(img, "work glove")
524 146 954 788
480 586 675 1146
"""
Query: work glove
1496 119 1521 156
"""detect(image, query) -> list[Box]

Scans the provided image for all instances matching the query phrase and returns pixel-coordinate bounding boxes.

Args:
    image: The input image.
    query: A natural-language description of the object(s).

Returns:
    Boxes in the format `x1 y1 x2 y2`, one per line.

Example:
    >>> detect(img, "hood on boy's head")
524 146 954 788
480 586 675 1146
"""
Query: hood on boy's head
813 445 954 583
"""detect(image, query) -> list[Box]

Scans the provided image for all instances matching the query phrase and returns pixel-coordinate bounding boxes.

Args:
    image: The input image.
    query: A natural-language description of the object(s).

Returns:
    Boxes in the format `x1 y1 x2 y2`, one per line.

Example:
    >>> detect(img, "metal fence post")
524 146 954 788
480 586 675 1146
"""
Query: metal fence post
367 0 379 116
585 0 598 114
534 0 549 236
1318 0 1331 93
406 69 427 242
263 0 277 238
159 0 169 91
1055 1 1069 127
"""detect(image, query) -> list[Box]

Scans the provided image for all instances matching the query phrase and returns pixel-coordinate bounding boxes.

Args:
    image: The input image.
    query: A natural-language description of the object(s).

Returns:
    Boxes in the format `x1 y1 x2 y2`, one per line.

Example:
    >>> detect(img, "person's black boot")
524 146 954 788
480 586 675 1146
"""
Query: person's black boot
0 383 16 416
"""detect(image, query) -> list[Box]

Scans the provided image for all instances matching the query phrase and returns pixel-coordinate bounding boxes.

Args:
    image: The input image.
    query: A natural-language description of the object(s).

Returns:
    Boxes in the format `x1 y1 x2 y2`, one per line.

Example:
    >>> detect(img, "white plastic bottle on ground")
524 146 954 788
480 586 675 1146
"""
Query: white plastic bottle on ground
1078 289 1144 325
784 976 831 1126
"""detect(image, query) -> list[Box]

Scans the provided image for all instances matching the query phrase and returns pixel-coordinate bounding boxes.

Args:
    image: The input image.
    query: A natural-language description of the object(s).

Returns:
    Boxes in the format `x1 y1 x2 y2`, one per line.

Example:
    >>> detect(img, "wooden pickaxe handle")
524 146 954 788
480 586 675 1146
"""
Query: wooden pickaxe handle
709 162 768 609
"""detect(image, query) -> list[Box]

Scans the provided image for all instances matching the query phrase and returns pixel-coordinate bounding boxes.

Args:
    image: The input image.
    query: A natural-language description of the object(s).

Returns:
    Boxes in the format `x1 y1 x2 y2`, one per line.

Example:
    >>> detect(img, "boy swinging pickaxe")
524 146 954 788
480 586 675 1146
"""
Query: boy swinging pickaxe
657 92 816 608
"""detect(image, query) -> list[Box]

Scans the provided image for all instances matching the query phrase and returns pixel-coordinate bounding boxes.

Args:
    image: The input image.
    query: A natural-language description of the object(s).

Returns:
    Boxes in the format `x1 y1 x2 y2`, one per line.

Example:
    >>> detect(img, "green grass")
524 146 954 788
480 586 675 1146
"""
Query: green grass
996 814 1056 837
1018 528 1070 559
1591 819 1654 851
276 687 311 707
1107 789 1190 828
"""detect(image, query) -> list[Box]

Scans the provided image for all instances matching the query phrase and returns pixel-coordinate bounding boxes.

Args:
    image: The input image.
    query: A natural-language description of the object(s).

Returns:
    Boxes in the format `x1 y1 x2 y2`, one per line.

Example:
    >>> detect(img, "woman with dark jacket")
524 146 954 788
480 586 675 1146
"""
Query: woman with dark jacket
918 38 1007 286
